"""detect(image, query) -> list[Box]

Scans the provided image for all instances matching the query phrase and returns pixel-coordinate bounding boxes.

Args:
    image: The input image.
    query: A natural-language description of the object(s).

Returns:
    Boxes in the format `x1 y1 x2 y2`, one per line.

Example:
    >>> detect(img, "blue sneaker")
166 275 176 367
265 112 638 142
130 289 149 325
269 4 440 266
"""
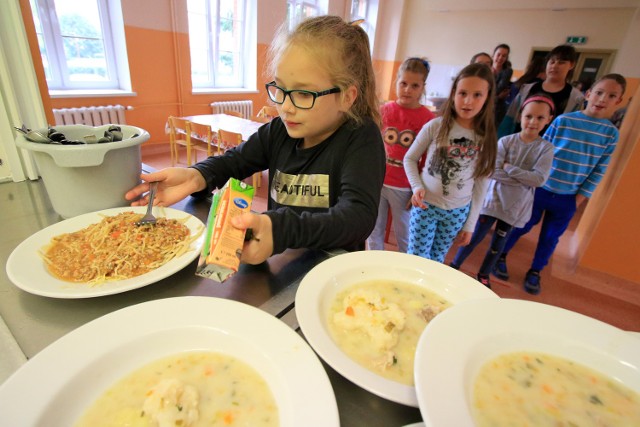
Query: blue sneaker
524 269 541 295
492 257 509 280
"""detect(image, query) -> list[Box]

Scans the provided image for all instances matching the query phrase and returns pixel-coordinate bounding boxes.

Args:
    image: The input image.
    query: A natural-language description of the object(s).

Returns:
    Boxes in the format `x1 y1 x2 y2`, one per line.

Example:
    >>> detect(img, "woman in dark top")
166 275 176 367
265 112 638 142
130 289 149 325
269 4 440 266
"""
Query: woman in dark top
492 44 513 125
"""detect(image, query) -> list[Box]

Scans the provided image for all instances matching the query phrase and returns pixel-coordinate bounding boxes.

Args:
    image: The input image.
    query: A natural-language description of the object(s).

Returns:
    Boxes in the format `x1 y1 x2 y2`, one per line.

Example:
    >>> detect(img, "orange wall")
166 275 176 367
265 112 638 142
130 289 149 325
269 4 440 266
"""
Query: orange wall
373 59 397 101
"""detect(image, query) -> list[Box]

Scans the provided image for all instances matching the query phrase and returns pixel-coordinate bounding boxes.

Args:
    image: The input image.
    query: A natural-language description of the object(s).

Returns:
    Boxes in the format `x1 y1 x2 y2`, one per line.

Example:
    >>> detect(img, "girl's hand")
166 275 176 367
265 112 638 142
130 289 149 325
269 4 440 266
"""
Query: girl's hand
125 168 207 207
454 230 472 246
231 213 274 265
411 189 427 209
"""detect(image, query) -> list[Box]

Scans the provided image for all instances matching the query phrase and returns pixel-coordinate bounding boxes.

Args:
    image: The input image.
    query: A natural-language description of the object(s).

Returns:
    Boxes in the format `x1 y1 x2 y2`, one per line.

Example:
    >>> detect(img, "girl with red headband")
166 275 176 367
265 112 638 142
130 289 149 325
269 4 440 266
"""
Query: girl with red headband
449 94 555 288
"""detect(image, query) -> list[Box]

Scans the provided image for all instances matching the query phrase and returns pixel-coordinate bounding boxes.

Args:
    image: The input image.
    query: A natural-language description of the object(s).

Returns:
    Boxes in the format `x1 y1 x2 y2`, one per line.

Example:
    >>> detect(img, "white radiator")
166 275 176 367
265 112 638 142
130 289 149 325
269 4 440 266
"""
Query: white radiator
210 100 253 119
52 105 128 126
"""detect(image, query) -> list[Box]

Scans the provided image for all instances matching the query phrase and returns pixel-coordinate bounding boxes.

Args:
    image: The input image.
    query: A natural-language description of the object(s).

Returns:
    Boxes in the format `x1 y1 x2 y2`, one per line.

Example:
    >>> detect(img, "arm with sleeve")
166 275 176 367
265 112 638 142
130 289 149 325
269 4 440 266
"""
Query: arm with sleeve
462 174 490 232
579 135 618 198
502 140 554 188
566 87 586 114
404 118 439 193
485 137 513 184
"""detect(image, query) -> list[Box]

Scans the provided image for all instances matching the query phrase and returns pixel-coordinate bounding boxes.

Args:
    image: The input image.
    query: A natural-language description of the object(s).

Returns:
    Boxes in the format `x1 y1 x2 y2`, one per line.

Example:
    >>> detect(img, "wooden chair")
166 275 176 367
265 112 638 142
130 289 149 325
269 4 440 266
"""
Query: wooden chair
255 105 278 123
168 117 214 166
217 128 262 188
187 121 215 164
222 110 243 118
168 116 189 166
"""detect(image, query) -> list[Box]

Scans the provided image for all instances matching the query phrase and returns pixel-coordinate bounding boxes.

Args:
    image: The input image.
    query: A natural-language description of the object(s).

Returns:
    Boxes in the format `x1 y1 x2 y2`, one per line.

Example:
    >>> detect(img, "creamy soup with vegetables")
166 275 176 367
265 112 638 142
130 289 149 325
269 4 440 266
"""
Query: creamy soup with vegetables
473 351 640 426
75 351 278 427
328 280 451 385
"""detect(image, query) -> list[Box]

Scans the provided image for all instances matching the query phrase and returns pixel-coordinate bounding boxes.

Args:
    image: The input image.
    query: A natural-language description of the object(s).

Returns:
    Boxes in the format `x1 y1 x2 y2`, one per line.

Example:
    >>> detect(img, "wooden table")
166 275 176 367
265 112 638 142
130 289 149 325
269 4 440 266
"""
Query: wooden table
183 113 264 141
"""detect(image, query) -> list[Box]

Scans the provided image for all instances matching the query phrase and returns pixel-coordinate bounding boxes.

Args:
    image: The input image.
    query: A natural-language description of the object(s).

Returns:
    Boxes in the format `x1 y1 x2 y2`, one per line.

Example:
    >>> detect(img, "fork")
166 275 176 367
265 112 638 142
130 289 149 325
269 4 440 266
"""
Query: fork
135 182 158 226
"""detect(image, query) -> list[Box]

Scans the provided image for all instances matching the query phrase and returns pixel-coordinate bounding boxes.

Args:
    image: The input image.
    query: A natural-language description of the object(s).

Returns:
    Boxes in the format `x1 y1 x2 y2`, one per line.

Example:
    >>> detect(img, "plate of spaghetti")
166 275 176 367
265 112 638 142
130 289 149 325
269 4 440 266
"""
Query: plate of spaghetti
6 207 205 298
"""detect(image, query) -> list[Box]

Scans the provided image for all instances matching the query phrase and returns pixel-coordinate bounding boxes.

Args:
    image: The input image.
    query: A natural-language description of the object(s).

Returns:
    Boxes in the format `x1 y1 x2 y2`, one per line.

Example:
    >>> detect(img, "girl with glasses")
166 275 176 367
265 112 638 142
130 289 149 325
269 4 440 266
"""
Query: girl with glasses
403 63 497 263
126 16 385 265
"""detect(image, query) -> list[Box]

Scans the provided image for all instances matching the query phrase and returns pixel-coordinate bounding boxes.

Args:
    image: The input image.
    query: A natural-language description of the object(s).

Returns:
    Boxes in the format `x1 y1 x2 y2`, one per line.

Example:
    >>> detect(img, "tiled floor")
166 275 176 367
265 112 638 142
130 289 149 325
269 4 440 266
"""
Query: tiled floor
143 147 640 332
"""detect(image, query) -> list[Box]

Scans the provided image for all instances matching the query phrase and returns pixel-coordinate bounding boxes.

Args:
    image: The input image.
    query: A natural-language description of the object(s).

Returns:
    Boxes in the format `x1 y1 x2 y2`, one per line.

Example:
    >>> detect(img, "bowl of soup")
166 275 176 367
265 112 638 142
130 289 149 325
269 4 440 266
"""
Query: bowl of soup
0 297 339 427
295 250 498 407
413 298 640 426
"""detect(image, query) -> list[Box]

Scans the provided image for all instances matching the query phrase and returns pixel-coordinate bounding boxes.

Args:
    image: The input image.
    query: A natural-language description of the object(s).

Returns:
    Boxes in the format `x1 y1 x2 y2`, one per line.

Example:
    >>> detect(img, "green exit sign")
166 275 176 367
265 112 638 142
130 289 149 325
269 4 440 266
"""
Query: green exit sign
567 36 587 44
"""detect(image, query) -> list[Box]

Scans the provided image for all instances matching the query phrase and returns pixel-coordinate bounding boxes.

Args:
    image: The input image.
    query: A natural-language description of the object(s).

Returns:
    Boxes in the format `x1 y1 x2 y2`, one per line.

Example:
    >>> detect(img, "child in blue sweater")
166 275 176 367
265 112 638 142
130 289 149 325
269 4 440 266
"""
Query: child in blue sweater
494 74 626 295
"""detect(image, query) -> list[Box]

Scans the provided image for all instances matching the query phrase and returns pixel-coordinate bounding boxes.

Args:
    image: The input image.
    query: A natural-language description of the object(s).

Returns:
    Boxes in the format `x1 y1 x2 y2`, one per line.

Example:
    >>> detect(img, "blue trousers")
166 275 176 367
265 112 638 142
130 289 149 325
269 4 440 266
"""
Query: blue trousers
501 188 577 271
451 215 513 276
407 203 470 263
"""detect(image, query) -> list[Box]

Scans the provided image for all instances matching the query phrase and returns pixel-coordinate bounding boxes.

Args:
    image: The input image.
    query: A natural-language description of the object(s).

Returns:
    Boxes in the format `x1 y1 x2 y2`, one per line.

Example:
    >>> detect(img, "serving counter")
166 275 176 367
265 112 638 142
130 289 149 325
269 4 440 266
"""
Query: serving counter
0 178 422 426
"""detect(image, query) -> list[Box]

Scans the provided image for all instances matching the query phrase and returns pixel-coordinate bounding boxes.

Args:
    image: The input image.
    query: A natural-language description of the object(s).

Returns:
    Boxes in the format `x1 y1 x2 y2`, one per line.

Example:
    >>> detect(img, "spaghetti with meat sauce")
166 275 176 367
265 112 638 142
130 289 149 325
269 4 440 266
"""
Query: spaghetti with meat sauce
42 212 193 284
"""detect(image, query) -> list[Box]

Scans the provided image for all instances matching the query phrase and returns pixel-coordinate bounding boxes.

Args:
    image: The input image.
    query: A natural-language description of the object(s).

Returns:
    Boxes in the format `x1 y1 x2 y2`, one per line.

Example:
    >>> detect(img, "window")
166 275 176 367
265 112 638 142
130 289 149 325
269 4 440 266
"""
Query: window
286 0 326 31
29 0 131 93
187 0 256 91
350 0 377 53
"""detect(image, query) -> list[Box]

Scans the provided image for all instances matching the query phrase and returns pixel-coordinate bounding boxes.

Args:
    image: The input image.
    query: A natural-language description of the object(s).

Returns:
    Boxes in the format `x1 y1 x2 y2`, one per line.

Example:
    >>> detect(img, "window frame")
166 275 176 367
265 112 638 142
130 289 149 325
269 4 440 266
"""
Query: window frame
350 0 377 53
286 0 326 31
30 0 132 95
188 0 257 93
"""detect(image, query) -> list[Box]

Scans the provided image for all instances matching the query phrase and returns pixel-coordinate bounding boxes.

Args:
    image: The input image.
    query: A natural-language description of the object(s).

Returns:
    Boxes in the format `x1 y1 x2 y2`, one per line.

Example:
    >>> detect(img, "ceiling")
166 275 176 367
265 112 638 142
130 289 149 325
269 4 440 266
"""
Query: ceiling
422 0 640 11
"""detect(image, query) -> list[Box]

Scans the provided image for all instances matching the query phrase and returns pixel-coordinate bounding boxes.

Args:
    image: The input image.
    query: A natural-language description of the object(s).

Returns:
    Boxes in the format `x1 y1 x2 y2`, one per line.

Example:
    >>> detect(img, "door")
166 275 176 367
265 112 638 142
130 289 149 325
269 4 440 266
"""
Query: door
573 52 614 90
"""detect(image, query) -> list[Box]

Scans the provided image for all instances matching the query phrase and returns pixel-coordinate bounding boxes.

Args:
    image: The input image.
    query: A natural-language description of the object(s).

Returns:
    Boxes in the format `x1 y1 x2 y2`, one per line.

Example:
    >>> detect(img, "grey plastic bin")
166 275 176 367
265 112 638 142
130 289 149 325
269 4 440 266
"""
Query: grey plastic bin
15 124 150 218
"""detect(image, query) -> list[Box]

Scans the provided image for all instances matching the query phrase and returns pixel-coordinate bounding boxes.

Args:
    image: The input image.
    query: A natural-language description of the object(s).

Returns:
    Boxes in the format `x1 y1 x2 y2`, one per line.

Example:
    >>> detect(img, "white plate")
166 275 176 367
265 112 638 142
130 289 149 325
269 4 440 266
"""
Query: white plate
0 296 339 427
295 250 498 407
6 207 205 298
414 298 640 426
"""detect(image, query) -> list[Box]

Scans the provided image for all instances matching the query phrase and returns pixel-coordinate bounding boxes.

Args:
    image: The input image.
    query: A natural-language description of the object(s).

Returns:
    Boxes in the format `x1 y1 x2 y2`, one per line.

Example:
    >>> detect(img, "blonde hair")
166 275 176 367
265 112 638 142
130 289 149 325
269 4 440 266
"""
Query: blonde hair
266 15 380 126
435 63 497 178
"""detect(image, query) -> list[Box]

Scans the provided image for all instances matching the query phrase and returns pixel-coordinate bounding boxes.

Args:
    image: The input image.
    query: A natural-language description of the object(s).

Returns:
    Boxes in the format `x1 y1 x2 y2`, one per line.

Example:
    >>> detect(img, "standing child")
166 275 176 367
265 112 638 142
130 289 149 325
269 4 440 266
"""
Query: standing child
494 74 626 294
498 44 585 138
449 94 555 287
125 16 385 265
403 63 497 263
367 57 435 252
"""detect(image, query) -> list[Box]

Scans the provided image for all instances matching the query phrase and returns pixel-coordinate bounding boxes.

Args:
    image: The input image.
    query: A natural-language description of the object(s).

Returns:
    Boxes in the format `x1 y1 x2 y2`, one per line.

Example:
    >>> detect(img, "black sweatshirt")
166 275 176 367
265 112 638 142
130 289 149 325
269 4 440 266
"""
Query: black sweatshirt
191 117 385 254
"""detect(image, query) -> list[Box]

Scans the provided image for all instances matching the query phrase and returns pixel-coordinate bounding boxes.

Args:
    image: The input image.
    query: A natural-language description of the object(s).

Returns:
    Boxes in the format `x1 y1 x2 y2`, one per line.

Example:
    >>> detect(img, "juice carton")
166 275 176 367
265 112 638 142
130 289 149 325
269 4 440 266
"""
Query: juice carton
196 178 254 282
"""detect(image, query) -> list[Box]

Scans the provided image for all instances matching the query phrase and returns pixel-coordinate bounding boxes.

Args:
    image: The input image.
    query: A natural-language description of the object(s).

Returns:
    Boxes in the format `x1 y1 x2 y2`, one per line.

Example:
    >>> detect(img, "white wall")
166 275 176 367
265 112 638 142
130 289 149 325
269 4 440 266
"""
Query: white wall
373 0 406 61
397 3 639 96
614 8 640 76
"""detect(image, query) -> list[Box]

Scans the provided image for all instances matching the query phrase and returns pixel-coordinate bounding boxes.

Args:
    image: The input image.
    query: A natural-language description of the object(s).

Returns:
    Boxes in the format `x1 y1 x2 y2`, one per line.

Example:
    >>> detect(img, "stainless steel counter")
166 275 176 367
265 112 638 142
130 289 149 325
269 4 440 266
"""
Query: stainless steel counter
0 178 422 426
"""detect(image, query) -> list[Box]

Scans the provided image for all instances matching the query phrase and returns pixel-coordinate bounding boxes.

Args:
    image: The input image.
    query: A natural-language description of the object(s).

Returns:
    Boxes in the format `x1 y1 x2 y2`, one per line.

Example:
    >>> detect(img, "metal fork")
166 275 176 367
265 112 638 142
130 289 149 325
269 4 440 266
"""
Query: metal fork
135 182 158 226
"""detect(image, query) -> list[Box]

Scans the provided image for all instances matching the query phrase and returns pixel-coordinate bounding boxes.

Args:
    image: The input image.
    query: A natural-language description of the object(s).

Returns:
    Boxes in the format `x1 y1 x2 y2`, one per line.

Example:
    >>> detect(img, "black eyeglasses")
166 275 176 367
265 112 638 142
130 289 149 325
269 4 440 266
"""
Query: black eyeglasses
265 81 341 109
